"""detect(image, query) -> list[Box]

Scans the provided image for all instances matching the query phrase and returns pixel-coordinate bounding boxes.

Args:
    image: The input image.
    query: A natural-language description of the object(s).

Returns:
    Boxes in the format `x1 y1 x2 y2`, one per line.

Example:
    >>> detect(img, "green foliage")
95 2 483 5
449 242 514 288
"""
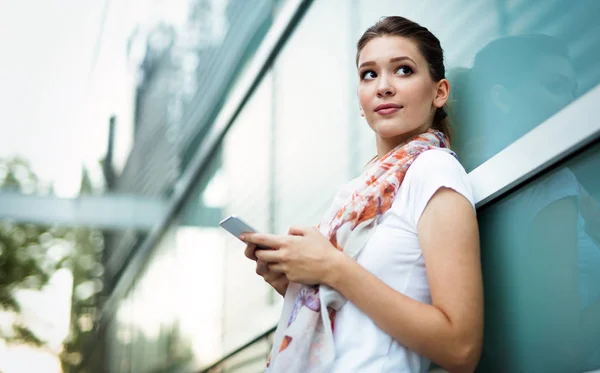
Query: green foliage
12 324 44 347
0 157 104 373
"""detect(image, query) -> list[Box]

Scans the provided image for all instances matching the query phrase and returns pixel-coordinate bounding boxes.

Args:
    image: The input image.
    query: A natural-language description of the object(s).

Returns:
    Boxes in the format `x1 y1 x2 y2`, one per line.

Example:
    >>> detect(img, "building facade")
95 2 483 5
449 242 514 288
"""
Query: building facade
84 0 600 372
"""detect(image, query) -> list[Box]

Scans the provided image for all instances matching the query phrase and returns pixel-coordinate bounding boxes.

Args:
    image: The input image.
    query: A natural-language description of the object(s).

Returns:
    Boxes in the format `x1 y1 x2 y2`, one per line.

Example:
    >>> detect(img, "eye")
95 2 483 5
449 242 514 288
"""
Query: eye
361 70 377 80
396 65 413 76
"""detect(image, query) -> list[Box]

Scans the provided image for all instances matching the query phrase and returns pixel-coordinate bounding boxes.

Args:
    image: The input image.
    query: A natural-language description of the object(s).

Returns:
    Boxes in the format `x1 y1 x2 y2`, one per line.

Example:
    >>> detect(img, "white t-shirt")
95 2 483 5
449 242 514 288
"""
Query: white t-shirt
324 149 475 373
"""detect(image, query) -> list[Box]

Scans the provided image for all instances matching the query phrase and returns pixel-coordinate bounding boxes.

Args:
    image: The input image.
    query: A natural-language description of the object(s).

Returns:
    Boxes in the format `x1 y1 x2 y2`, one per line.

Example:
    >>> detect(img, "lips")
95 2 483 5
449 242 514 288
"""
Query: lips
375 103 403 115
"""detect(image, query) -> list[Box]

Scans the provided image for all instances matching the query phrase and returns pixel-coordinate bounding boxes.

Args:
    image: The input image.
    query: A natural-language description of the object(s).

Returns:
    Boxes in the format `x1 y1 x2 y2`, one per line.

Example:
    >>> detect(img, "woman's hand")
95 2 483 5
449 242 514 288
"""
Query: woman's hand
257 258 289 296
241 226 344 286
244 243 289 296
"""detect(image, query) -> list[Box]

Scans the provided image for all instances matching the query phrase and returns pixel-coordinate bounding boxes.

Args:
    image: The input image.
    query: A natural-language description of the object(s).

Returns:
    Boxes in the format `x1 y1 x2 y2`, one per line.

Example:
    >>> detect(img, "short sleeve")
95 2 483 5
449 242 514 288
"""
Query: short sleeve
403 149 475 226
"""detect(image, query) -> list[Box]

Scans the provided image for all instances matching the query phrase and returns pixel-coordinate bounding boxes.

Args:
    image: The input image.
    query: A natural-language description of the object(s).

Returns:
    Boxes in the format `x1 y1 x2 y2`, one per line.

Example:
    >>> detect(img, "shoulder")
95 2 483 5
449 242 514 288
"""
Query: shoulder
409 149 467 177
396 149 475 224
405 150 472 198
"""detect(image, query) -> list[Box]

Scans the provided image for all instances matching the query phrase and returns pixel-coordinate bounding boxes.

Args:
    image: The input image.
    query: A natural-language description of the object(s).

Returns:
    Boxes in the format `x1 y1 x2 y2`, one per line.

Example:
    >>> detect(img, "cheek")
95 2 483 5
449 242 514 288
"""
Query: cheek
357 88 370 110
401 79 434 105
358 88 377 125
400 85 433 120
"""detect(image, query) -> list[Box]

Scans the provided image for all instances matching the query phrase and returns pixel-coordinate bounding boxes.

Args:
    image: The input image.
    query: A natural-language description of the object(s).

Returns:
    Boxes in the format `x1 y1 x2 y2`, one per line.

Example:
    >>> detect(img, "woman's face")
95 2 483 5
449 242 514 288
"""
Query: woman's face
357 35 447 147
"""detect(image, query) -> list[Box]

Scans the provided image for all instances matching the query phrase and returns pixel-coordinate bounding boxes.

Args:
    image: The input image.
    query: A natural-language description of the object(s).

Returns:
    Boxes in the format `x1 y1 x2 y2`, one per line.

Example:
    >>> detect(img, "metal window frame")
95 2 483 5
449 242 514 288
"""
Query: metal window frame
470 84 600 208
0 193 168 230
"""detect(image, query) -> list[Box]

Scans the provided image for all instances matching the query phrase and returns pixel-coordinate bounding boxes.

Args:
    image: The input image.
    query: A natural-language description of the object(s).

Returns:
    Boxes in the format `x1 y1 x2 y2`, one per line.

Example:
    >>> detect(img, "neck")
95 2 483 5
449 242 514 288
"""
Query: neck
375 124 432 159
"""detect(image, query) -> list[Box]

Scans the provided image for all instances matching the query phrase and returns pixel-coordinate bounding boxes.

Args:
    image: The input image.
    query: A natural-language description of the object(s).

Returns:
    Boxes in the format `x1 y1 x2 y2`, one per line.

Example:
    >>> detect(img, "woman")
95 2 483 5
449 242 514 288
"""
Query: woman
242 16 483 373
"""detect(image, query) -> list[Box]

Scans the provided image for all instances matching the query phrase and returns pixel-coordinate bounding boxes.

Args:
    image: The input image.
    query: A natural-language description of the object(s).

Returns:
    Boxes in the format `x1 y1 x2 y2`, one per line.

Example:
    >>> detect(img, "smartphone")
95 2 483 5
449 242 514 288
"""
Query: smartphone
219 215 258 238
219 215 270 250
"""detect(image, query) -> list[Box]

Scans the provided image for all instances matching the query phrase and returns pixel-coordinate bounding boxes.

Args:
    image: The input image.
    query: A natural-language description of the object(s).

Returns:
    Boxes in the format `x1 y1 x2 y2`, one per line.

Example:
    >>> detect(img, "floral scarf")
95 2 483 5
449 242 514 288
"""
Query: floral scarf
265 129 453 373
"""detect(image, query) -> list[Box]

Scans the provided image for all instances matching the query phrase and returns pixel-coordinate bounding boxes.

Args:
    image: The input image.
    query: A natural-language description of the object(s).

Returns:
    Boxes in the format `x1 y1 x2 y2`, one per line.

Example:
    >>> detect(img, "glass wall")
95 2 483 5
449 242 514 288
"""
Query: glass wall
98 68 280 373
477 141 600 372
90 0 600 372
102 0 278 299
272 0 362 233
1 1 279 371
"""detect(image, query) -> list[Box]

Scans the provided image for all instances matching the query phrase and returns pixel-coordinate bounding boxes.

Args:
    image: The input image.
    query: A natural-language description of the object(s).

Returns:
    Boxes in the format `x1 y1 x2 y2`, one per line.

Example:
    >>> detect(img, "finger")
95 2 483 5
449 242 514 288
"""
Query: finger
241 233 285 248
268 263 285 274
255 248 282 263
256 260 269 276
288 226 309 236
244 243 257 260
266 263 285 274
264 270 285 282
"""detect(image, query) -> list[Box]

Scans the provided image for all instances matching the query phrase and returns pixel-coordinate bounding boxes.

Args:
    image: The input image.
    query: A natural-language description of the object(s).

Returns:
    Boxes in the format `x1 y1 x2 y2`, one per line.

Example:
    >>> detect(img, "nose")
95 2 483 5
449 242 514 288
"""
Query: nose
376 73 395 97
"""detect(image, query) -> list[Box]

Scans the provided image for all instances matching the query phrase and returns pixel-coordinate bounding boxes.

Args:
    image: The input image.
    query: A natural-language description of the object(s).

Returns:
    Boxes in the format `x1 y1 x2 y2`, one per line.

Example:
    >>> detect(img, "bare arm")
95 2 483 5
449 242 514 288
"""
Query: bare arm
326 188 483 373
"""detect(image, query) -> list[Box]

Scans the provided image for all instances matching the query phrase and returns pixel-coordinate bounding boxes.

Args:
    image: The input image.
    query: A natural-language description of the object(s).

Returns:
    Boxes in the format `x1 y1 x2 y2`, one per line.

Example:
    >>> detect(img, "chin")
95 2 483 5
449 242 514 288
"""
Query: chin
376 119 425 138
375 125 411 139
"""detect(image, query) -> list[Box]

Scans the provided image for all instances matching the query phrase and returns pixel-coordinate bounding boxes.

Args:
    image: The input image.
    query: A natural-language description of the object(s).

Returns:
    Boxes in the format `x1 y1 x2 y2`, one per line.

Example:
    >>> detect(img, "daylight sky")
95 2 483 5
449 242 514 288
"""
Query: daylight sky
0 0 164 197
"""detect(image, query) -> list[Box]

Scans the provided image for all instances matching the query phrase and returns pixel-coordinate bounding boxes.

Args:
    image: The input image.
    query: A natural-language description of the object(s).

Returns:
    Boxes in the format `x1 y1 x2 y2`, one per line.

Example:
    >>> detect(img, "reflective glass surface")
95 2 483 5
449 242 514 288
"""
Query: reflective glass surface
478 142 600 372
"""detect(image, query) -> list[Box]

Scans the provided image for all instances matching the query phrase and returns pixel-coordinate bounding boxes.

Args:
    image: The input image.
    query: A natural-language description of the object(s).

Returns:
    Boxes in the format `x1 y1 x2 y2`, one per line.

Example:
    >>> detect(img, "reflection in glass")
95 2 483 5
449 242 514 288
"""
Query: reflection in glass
477 144 600 372
450 34 578 171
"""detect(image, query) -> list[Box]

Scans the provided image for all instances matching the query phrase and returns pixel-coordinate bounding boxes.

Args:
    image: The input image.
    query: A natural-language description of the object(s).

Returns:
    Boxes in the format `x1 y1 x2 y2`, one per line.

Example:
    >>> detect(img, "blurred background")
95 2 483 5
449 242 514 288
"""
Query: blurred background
0 0 599 372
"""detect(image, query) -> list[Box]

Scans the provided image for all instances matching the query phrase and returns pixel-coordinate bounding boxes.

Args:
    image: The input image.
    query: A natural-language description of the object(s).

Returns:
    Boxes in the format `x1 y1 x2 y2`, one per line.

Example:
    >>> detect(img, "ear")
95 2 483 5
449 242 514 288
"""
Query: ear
489 84 512 114
433 78 450 108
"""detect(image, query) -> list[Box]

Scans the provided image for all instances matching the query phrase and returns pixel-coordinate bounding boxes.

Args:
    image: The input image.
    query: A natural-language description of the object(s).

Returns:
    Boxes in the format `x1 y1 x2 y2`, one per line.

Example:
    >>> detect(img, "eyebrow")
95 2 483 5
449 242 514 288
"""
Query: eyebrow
358 56 417 70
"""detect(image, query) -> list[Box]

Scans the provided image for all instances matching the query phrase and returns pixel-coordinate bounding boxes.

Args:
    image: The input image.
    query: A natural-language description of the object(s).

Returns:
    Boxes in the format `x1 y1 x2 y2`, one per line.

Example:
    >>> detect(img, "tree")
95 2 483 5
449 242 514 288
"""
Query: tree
0 157 48 347
0 157 104 373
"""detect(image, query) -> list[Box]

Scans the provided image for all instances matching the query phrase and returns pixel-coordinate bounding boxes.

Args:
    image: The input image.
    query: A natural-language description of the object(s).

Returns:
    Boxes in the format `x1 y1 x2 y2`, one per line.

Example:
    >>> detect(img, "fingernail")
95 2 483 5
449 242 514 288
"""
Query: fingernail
240 235 246 240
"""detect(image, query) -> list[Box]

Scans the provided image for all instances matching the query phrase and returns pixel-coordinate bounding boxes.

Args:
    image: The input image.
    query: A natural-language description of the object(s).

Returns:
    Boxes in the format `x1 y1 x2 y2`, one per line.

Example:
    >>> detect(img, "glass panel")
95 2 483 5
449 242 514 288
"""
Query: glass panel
1 0 278 307
273 0 357 233
106 227 194 373
106 69 280 372
173 156 228 370
477 142 600 372
356 0 600 172
1 0 276 199
219 71 281 353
